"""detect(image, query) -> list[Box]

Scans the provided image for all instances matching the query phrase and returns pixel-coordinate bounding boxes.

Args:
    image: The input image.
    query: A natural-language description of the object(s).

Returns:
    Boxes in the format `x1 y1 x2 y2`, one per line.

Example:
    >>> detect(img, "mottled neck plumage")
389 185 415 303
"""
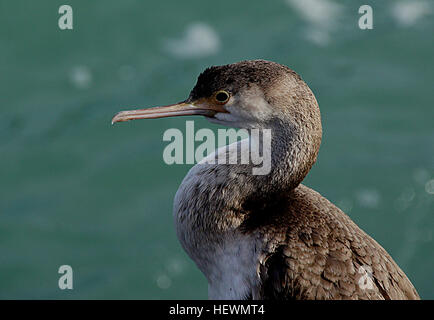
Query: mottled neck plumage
254 117 320 195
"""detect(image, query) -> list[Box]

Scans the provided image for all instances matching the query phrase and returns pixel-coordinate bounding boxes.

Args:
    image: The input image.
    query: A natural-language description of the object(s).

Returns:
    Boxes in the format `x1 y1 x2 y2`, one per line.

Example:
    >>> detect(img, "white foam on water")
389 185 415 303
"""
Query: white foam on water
69 65 92 89
285 0 343 27
355 188 381 209
337 198 353 213
425 179 434 195
156 273 172 289
305 28 331 46
394 187 416 212
166 258 186 276
392 0 432 26
285 0 343 46
164 22 221 58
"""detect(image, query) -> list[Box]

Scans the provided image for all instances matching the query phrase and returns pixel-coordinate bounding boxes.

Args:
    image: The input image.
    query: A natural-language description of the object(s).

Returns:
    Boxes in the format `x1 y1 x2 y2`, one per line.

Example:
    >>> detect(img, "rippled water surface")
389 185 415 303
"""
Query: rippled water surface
0 0 433 299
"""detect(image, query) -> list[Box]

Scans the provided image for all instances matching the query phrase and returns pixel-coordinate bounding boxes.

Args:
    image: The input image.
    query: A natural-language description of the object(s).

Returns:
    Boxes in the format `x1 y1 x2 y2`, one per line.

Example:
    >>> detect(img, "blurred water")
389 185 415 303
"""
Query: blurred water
0 0 433 299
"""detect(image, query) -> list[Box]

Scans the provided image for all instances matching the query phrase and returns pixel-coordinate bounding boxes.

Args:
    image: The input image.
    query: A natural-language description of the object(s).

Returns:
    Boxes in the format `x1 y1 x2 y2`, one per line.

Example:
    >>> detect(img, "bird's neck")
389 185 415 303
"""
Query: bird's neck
173 117 321 293
248 118 320 194
175 116 321 234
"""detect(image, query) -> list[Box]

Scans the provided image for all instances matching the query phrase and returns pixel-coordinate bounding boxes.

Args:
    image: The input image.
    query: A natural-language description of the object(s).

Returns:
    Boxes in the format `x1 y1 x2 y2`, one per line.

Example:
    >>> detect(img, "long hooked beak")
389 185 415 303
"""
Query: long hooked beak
111 100 227 124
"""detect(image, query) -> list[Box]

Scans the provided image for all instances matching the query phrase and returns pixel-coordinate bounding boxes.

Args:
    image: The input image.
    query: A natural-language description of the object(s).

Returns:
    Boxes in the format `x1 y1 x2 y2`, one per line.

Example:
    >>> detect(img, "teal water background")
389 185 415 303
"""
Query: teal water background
0 0 433 299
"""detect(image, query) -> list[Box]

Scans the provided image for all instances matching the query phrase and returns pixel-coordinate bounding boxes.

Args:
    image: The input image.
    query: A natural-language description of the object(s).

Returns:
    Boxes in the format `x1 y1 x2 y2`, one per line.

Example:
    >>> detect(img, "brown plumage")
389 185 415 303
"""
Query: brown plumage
112 59 420 300
251 185 419 299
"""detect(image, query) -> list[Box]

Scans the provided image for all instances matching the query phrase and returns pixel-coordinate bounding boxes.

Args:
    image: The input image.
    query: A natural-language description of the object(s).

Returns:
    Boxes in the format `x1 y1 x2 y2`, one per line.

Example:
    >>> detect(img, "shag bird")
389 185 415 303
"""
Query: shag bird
112 60 419 300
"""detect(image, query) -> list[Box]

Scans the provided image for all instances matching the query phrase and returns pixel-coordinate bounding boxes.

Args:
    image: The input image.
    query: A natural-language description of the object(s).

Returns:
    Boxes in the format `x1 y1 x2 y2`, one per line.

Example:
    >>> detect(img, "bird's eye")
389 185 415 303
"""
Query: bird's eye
214 90 230 104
